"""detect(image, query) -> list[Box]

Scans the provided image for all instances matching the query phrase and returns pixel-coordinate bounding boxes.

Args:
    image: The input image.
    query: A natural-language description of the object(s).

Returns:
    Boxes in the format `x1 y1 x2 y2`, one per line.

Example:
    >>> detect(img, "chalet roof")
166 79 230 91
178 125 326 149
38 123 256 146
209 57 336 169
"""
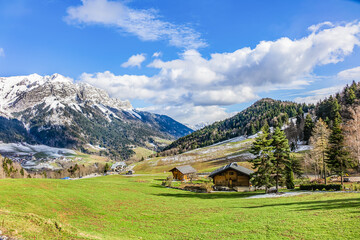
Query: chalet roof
111 161 127 169
169 165 197 174
208 162 254 178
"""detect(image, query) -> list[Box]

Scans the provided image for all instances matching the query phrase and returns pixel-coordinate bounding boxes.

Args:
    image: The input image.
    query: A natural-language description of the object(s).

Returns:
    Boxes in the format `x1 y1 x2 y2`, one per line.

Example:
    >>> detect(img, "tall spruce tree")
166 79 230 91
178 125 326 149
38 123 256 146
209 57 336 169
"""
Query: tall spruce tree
346 88 356 105
303 114 314 143
271 127 291 192
249 126 274 193
326 112 350 186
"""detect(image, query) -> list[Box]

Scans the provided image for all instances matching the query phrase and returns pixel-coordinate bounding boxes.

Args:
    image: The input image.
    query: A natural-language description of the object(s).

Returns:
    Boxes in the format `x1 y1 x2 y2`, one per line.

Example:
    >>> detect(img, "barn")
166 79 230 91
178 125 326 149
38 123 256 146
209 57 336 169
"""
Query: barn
209 163 254 188
169 165 197 181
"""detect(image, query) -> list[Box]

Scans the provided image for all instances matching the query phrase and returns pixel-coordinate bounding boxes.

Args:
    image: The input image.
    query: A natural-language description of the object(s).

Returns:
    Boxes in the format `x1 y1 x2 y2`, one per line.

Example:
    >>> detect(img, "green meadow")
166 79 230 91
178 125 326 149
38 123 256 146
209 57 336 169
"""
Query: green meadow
0 175 359 239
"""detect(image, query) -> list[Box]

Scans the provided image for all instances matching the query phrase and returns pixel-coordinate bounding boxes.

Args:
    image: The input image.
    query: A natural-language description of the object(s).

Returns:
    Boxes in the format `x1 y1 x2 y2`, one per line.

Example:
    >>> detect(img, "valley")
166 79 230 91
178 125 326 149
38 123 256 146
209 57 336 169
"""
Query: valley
2 2 360 238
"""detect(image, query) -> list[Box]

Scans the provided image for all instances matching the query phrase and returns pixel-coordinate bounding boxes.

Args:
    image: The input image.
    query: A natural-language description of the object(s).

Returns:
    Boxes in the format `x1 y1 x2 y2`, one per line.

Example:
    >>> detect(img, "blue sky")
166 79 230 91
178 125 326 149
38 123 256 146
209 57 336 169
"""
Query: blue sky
1 0 360 125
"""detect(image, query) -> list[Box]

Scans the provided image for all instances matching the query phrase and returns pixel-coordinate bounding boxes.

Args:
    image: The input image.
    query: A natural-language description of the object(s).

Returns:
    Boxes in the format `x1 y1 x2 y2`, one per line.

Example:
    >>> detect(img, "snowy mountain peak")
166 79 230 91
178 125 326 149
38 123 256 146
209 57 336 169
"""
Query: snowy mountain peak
0 74 193 156
0 73 132 124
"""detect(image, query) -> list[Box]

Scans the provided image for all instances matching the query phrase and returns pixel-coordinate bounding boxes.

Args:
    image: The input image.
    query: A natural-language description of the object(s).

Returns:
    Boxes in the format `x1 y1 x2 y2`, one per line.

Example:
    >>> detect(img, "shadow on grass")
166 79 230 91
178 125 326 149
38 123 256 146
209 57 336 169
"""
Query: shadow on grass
152 190 262 199
151 184 167 189
242 197 360 212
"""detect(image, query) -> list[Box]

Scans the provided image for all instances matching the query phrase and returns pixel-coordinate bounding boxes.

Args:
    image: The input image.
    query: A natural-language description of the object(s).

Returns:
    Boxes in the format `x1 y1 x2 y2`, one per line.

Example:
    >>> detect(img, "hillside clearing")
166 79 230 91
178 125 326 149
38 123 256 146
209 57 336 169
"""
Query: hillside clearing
0 175 359 239
134 138 255 173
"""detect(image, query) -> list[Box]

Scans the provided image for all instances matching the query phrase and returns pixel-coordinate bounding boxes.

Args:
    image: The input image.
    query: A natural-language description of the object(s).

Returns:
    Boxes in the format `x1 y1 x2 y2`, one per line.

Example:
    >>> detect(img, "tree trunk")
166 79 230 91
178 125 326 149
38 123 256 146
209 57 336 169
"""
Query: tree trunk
340 161 344 188
323 150 327 185
276 162 279 193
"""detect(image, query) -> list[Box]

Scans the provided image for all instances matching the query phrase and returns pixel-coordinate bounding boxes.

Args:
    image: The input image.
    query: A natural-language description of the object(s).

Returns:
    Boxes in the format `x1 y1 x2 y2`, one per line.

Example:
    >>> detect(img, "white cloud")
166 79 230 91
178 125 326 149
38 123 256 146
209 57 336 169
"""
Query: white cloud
294 85 346 104
121 53 146 68
337 66 360 81
79 21 360 124
152 52 162 58
139 104 235 126
65 0 207 49
0 48 4 57
308 21 334 33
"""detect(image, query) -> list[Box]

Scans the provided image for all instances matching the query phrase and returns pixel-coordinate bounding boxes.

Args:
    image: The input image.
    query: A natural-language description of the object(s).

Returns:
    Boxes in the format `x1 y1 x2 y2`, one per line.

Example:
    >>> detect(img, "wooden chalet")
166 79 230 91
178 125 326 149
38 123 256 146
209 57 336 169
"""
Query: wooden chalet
209 163 254 188
169 165 197 181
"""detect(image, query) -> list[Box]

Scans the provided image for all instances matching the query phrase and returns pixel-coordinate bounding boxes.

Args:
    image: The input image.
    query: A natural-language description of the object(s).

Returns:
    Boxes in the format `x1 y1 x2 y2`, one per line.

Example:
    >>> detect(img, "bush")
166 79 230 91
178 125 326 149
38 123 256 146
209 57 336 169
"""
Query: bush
162 175 173 187
300 184 341 191
294 177 311 186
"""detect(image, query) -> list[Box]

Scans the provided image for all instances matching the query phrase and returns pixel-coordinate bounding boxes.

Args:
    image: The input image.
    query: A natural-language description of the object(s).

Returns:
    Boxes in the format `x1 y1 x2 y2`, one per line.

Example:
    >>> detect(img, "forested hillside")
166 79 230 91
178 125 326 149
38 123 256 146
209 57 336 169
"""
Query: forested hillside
163 98 313 155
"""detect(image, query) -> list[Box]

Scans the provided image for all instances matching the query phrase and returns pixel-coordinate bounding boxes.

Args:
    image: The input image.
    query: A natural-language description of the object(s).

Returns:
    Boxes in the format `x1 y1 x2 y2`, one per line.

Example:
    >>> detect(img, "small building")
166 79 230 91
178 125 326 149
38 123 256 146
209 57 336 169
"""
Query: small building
209 163 254 188
111 161 127 172
169 165 197 181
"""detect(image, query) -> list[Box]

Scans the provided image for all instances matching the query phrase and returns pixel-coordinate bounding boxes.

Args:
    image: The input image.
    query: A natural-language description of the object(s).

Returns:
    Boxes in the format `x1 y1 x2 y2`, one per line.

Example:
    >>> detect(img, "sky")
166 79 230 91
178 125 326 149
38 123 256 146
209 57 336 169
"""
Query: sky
1 0 360 126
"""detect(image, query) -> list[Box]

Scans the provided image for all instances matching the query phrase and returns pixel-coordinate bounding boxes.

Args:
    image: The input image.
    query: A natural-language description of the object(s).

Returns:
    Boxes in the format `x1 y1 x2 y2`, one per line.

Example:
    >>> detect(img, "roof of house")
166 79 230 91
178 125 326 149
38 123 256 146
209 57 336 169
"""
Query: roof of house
169 165 197 174
111 161 127 169
208 162 254 178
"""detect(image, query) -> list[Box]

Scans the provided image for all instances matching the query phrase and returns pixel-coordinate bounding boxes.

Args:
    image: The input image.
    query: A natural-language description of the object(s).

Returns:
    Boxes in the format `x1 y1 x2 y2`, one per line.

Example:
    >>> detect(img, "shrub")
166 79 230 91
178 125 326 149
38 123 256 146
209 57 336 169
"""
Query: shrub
162 175 173 187
294 177 311 186
300 184 341 191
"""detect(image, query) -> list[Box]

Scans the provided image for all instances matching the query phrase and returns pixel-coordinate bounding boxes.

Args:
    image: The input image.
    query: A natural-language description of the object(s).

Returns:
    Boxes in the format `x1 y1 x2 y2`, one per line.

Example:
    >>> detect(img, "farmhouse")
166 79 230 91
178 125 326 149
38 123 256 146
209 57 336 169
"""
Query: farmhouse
111 161 127 172
209 162 254 188
169 165 197 181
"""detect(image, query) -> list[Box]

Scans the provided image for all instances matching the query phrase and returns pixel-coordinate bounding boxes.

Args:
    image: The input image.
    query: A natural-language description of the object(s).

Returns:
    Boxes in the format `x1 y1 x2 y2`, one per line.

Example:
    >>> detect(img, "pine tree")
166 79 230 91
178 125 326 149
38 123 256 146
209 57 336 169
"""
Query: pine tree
346 88 356 105
285 168 295 189
271 127 291 192
303 114 314 143
249 126 274 193
250 124 256 135
326 112 350 186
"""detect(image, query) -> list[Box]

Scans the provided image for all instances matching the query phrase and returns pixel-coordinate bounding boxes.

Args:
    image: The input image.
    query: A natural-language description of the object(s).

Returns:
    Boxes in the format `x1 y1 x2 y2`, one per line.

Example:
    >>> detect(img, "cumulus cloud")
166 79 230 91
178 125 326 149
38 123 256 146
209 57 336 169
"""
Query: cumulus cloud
65 0 207 49
121 53 146 68
139 104 235 127
337 66 360 81
79 21 360 124
0 48 4 57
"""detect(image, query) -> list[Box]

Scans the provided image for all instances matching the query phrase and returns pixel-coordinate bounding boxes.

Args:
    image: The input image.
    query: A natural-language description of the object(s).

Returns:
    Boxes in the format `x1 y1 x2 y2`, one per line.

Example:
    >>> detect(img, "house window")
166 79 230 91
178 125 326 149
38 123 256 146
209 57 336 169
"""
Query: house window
229 171 234 175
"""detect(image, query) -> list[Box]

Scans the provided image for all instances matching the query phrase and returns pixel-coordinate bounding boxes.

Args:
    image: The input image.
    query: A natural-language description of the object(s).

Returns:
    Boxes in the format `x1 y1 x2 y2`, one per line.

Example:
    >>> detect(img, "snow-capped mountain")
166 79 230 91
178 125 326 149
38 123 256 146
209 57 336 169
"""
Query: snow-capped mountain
0 74 192 159
0 73 131 121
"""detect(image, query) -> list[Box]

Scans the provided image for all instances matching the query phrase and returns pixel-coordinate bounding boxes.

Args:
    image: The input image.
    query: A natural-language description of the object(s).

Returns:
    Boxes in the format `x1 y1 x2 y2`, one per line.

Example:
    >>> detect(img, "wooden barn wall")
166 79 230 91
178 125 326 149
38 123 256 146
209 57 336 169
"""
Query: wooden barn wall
213 170 250 187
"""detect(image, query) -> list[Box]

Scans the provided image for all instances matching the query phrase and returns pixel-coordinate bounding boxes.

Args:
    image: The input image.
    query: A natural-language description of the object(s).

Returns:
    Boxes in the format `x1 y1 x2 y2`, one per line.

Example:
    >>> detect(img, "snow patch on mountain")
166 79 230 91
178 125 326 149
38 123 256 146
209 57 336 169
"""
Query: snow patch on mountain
0 73 134 125
0 142 75 157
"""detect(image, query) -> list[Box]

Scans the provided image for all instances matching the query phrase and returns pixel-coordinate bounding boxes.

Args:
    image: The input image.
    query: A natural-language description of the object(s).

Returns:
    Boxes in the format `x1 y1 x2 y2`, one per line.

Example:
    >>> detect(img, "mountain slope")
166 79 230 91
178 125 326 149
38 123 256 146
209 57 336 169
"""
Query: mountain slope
0 74 192 159
163 98 311 154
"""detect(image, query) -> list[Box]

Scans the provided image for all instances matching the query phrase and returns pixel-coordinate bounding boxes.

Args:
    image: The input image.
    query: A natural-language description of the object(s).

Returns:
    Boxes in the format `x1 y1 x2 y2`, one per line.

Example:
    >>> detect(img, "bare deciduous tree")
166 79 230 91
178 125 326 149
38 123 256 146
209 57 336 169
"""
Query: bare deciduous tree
309 118 330 184
343 106 360 172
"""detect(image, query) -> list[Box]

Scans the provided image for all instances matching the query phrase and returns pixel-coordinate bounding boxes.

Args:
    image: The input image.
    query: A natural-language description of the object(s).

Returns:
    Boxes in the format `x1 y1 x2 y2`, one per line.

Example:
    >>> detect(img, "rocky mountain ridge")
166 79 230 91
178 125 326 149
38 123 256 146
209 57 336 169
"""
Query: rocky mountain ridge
0 73 192 159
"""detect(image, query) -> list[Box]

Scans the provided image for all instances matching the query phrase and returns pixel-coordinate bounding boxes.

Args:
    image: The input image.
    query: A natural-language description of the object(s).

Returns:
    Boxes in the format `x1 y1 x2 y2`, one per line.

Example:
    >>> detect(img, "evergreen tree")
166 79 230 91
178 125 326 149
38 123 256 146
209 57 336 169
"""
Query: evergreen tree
346 88 356 105
104 163 110 173
285 168 295 189
284 154 300 189
326 112 350 186
249 126 274 193
271 127 291 192
303 114 314 143
329 97 340 121
250 124 256 135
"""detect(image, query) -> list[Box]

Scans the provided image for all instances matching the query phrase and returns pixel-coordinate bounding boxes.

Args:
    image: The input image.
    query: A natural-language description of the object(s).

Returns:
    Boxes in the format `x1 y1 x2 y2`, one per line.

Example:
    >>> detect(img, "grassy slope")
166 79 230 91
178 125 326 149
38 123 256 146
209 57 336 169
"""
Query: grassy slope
133 138 254 174
0 175 359 239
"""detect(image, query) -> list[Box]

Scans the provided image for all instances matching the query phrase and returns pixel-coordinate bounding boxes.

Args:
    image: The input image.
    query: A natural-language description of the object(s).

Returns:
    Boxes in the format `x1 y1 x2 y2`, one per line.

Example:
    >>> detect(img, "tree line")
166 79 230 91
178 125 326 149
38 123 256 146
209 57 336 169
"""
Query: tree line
250 81 360 191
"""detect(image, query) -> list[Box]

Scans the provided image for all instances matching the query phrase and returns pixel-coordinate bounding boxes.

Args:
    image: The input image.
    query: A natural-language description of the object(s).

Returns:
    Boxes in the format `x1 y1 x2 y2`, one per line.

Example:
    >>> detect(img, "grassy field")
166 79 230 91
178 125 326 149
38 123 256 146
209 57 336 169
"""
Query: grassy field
0 175 359 239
